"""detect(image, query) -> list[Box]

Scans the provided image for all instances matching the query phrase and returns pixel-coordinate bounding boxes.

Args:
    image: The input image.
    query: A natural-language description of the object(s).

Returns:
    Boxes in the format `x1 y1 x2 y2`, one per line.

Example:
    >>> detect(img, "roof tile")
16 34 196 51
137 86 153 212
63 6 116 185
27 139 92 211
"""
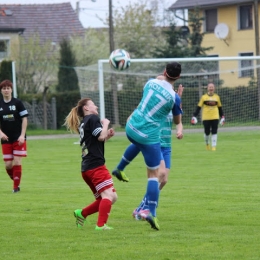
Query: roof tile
0 3 84 43
169 0 254 10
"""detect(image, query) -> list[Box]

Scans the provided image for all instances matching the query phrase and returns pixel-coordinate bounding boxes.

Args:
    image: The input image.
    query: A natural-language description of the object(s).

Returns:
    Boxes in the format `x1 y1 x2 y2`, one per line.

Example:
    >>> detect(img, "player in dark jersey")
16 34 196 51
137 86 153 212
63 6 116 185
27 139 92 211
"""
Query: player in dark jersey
191 82 225 151
0 79 28 193
64 97 117 230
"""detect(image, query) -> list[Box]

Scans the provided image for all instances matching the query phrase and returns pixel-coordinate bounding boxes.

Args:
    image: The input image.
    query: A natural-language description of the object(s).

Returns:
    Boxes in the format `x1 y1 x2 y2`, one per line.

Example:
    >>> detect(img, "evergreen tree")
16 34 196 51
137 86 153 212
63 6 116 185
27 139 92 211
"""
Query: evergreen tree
57 38 79 93
153 8 213 59
153 21 187 58
0 60 13 82
187 8 214 57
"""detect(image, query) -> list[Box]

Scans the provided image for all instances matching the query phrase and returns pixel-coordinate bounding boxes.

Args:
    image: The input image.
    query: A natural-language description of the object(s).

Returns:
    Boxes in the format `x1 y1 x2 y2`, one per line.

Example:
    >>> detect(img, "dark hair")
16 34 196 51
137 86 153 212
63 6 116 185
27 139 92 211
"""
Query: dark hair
0 79 13 89
165 62 181 79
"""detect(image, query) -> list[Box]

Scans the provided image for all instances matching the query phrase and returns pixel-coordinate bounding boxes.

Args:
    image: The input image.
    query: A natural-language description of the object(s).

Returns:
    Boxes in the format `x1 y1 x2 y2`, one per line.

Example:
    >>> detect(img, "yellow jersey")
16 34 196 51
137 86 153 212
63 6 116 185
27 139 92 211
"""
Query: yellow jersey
198 93 222 120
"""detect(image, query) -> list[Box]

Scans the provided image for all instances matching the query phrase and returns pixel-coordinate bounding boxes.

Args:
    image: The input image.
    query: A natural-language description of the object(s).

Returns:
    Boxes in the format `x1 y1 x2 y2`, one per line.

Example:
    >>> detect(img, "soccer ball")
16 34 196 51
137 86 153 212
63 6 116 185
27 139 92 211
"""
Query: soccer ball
109 49 130 71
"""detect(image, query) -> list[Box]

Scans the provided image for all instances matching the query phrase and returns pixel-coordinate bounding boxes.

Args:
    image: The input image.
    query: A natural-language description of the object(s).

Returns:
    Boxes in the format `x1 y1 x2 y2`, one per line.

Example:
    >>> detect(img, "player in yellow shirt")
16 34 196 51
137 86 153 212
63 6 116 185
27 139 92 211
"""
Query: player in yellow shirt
191 83 225 151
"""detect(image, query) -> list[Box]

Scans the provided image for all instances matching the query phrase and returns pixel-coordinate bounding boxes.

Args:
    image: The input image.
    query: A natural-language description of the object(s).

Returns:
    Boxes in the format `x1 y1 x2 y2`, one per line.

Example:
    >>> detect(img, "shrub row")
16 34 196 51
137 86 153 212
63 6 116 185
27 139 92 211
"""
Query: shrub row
19 86 259 129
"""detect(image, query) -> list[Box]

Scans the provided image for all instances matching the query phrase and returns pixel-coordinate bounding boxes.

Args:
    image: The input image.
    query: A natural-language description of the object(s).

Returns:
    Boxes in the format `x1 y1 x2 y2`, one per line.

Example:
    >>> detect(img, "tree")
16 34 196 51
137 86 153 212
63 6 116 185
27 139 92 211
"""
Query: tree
187 8 214 57
56 38 79 93
112 0 163 58
16 34 59 94
71 28 110 66
153 21 187 58
0 60 13 82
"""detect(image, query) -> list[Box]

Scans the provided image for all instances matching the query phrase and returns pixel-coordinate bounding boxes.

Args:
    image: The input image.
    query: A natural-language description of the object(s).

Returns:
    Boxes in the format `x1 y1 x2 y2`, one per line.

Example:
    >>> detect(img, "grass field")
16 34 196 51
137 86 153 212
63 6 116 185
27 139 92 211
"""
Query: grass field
1 130 260 260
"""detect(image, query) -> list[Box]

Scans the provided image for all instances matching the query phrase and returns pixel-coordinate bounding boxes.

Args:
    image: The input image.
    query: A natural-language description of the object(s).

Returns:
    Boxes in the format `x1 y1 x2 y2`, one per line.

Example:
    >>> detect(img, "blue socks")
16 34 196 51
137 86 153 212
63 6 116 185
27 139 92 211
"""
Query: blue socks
146 178 159 217
117 143 140 170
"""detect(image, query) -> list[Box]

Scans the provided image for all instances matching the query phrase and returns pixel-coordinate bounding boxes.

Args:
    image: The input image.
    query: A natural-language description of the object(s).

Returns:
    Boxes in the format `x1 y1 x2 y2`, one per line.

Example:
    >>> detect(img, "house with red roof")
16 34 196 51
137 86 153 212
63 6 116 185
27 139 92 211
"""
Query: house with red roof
0 2 84 61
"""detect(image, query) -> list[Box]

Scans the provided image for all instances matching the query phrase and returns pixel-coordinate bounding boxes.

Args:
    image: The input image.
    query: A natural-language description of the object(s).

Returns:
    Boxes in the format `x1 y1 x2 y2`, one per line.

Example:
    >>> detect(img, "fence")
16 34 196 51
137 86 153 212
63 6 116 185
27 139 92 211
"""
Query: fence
24 97 57 130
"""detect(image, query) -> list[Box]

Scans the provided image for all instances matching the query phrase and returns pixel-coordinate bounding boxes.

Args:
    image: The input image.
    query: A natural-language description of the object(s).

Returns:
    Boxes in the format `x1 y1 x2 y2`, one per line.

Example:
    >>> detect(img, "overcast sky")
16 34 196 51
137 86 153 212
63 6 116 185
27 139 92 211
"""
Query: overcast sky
2 0 179 28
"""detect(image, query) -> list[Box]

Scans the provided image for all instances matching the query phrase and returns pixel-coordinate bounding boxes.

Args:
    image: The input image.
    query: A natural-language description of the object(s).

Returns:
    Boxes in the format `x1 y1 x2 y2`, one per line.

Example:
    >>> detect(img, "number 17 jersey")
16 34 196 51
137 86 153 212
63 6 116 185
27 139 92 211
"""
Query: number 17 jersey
126 79 182 145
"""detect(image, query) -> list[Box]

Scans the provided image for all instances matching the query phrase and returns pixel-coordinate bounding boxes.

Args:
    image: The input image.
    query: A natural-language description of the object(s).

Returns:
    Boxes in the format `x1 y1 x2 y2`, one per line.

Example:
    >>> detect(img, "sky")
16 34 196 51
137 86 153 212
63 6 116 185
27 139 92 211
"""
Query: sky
2 0 179 28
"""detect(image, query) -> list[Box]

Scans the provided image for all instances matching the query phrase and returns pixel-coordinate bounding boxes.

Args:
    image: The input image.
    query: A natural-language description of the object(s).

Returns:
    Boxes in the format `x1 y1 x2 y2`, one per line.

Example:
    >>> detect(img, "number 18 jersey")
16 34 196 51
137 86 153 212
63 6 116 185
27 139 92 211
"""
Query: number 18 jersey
126 79 182 145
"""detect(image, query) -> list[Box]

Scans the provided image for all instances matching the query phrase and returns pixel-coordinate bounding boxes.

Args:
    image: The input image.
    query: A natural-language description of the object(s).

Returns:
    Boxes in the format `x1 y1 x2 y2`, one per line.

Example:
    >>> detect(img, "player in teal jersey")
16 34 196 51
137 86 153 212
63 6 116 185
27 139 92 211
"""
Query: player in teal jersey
124 62 183 230
112 81 184 220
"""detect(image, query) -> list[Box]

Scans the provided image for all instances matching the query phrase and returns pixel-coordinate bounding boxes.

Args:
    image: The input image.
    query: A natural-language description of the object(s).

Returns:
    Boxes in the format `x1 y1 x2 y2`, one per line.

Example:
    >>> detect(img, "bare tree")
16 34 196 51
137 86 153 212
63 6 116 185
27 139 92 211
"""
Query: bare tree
16 34 59 94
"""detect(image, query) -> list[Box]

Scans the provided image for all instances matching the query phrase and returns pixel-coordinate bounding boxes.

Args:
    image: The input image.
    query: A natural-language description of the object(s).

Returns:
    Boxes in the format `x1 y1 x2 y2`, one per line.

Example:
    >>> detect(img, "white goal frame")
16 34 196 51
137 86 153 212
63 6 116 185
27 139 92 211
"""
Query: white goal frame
98 56 260 120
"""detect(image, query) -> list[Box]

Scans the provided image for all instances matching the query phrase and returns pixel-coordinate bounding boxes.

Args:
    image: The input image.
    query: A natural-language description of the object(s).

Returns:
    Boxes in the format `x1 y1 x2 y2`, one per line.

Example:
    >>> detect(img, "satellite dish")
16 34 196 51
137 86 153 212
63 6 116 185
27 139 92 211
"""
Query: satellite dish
214 23 229 40
180 26 190 37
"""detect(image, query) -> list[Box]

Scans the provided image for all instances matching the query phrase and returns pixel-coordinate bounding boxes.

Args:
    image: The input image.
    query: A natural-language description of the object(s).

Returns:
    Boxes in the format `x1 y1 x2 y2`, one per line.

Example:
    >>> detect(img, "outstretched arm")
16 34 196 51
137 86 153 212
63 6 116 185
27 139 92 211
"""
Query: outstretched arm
176 84 184 98
173 114 183 139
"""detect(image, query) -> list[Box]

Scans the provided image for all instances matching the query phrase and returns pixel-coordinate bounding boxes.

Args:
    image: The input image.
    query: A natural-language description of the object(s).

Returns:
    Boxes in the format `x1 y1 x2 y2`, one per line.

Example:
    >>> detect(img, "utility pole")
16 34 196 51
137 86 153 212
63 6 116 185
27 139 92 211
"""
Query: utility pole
76 1 80 18
76 0 97 19
43 86 49 130
254 0 260 119
109 0 120 126
109 0 115 52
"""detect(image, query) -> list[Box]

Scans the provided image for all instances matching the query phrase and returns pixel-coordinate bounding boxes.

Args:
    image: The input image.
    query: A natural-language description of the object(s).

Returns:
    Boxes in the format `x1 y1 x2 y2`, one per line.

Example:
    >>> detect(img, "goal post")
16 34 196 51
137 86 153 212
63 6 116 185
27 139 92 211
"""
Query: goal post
75 56 260 129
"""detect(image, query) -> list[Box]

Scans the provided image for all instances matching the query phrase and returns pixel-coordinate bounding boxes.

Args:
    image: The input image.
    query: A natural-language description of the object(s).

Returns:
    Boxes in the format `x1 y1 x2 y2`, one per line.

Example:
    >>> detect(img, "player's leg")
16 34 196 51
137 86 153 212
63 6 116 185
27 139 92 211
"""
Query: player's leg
133 151 165 219
112 143 140 182
211 119 219 151
132 140 160 229
138 147 171 219
136 159 166 221
2 143 14 181
12 141 27 193
159 147 171 190
203 120 211 150
74 170 100 228
93 165 117 230
74 165 117 230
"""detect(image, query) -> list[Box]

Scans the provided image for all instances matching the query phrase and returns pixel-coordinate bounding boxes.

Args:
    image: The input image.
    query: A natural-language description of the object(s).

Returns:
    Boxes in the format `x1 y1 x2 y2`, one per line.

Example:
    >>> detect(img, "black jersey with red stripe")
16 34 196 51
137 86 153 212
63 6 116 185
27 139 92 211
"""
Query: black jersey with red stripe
79 114 105 171
0 98 29 143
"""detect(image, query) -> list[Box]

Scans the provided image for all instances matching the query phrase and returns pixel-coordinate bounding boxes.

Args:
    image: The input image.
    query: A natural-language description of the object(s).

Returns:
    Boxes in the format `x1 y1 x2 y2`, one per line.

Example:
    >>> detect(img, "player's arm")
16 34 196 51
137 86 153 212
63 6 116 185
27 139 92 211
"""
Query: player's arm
98 118 111 141
176 84 184 98
0 128 8 141
193 106 201 117
191 101 202 125
172 95 183 139
18 117 28 145
218 106 224 118
218 106 225 125
191 95 203 124
105 128 115 141
173 115 183 139
20 117 27 137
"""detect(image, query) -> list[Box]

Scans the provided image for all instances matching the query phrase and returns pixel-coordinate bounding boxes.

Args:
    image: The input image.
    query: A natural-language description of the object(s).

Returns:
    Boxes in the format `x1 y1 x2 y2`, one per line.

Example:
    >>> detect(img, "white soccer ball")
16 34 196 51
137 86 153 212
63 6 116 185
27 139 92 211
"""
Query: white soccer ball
109 49 131 71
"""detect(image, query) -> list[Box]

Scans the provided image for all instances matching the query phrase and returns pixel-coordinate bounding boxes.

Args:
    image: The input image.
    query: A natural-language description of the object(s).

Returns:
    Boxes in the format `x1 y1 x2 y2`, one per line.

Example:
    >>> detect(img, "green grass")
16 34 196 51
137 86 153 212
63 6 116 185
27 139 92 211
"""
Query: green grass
26 128 69 136
1 131 260 259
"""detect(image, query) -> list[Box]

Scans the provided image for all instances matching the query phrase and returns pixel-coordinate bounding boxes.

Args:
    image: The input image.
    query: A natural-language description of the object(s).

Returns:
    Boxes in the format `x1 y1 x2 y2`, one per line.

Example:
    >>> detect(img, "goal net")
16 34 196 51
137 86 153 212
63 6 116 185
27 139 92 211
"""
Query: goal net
75 56 260 130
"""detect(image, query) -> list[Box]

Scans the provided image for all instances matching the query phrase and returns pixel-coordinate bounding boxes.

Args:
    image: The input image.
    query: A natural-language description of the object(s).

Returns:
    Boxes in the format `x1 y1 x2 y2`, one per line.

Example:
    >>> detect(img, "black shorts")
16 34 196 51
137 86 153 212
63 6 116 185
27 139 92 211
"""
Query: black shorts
203 119 219 135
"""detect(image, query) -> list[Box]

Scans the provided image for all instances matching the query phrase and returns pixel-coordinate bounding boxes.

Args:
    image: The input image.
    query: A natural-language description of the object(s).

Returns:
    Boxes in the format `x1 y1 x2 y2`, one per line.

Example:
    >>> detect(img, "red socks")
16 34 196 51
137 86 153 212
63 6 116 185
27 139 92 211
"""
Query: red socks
12 165 22 189
97 198 112 227
82 198 101 218
6 168 13 180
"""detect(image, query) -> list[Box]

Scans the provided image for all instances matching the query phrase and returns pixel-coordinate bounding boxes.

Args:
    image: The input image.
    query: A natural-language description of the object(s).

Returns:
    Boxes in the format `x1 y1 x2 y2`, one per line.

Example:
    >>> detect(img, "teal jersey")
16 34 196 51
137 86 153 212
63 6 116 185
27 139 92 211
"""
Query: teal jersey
160 112 173 148
126 79 179 145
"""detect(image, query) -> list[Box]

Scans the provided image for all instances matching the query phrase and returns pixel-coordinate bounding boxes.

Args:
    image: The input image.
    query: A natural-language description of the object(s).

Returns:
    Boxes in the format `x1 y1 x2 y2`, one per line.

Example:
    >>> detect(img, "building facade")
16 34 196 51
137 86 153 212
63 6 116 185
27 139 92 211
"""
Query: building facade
170 0 259 87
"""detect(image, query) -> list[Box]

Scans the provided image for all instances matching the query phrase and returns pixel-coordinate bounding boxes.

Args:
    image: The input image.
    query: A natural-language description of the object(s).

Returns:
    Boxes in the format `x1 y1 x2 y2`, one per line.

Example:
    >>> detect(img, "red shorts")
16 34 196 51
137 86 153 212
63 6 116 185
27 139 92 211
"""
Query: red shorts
1 141 27 161
81 165 115 199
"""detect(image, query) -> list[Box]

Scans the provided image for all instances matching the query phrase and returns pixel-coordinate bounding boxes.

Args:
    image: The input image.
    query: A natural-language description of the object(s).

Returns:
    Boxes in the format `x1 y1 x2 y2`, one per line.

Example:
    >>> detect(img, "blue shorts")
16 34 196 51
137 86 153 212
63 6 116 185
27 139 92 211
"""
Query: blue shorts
127 134 161 170
161 147 171 169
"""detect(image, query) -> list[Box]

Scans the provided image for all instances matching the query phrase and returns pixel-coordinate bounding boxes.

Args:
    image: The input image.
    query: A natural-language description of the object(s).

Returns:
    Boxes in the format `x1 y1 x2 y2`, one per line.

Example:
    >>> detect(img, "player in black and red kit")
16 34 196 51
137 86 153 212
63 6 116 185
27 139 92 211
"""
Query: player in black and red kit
0 80 28 193
64 97 118 230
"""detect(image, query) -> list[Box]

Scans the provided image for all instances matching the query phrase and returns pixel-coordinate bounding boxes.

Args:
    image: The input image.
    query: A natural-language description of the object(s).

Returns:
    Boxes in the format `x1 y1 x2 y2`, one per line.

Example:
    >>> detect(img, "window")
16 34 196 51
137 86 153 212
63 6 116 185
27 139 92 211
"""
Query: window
0 39 9 59
205 9 217 32
239 52 254 78
239 5 253 30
